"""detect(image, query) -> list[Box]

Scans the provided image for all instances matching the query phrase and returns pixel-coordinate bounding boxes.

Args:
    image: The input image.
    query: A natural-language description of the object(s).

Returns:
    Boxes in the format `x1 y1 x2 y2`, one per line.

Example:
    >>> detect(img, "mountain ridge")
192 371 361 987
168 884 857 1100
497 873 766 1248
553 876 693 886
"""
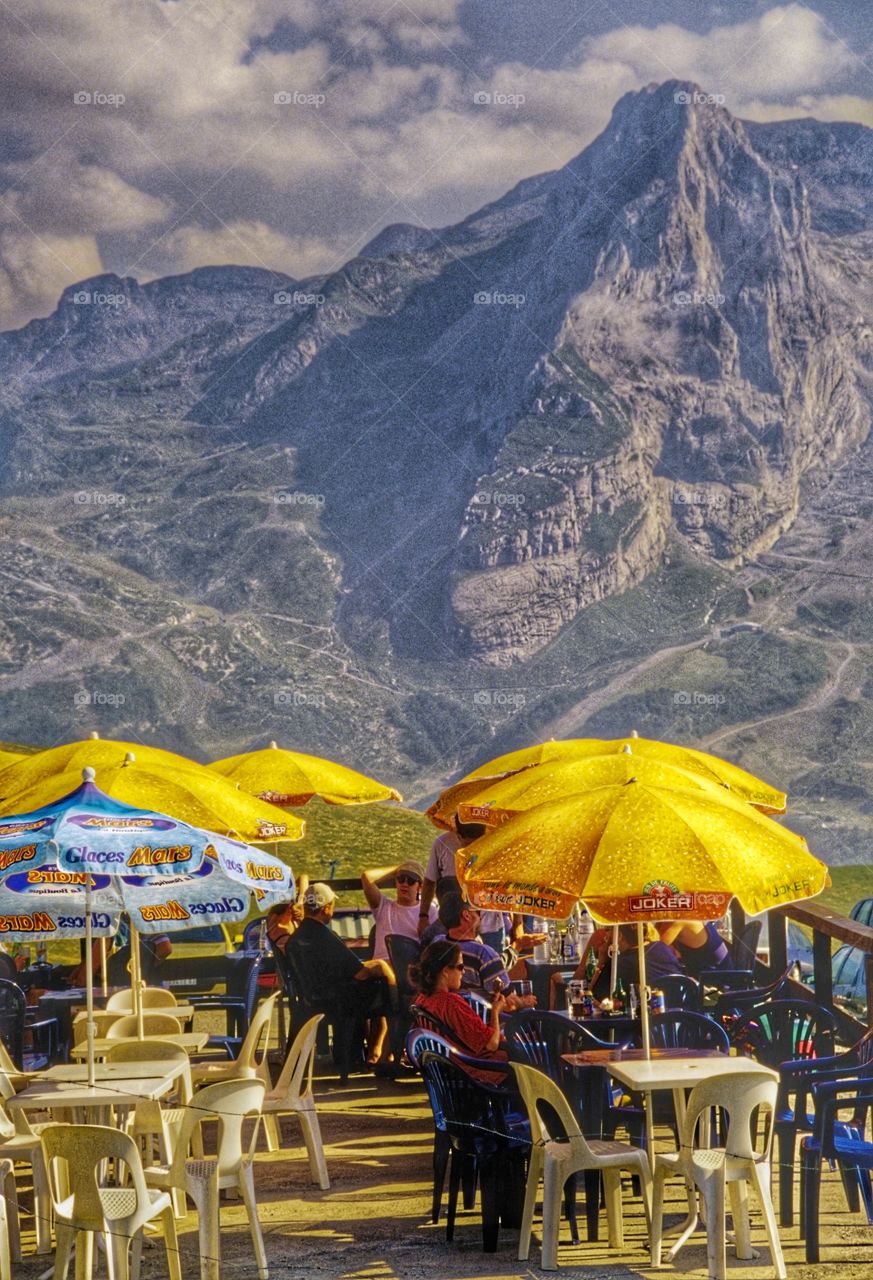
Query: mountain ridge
1 81 872 867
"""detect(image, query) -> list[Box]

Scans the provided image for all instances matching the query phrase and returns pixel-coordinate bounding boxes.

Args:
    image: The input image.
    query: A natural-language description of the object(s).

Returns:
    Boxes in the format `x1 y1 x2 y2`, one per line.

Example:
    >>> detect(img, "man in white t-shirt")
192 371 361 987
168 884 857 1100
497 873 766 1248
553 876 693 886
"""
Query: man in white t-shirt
361 859 438 963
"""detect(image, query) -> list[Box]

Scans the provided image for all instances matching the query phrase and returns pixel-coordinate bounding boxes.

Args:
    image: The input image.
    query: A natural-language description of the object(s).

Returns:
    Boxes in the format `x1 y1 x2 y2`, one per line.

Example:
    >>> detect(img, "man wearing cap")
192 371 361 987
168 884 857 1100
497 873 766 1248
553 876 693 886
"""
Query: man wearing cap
361 859 437 963
287 882 398 1066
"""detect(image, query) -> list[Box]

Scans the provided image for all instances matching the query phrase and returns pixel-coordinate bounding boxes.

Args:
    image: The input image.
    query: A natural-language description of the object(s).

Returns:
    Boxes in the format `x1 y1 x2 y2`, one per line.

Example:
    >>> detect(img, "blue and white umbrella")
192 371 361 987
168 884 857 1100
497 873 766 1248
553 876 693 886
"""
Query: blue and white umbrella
0 770 293 1081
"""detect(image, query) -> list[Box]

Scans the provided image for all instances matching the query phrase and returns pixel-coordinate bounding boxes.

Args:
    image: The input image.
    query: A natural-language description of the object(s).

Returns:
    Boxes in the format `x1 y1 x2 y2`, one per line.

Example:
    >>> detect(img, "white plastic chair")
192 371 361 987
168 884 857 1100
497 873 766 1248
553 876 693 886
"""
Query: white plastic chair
261 1014 329 1188
650 1071 786 1280
106 987 179 1012
106 1039 200 1210
41 1122 181 1280
0 1156 18 1279
191 992 278 1089
145 1077 268 1280
72 1010 125 1045
512 1061 652 1270
0 1069 52 1254
106 1012 182 1039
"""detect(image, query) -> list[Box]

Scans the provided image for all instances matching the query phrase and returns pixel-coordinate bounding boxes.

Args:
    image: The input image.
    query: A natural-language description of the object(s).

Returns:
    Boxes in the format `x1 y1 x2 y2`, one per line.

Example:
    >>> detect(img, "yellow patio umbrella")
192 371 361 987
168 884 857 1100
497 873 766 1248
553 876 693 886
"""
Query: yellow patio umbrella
0 753 304 844
209 741 402 806
459 779 826 1057
0 748 26 770
454 749 751 828
456 734 786 812
0 733 210 801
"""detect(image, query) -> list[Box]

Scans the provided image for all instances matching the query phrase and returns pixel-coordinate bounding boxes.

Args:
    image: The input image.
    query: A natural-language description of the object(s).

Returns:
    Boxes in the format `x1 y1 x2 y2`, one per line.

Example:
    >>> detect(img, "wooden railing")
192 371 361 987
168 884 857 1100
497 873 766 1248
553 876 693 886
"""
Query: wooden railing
758 900 873 1038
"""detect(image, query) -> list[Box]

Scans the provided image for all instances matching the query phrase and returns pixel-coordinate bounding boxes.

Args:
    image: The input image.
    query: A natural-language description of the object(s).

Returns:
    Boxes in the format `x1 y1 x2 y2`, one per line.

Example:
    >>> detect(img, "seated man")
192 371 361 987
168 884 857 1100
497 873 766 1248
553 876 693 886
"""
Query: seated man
286 882 398 1069
361 859 437 962
422 891 535 1009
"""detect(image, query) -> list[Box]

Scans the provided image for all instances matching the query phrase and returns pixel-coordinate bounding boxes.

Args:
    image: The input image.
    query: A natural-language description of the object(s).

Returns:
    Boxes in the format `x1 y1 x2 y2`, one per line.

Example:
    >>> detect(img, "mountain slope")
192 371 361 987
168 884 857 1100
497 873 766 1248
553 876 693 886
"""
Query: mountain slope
1 81 872 869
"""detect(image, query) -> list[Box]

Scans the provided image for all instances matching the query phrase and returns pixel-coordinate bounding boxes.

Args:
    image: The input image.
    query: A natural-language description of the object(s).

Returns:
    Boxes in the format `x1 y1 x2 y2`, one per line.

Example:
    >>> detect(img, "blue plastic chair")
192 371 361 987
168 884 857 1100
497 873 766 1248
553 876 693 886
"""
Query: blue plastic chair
800 1077 873 1261
777 1025 873 1227
418 1050 530 1252
657 974 702 1011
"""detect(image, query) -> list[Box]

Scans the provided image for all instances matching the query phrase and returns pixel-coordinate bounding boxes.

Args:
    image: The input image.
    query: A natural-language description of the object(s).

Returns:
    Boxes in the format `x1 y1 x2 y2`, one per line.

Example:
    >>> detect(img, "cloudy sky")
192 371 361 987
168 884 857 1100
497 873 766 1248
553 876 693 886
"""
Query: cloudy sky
2 0 872 328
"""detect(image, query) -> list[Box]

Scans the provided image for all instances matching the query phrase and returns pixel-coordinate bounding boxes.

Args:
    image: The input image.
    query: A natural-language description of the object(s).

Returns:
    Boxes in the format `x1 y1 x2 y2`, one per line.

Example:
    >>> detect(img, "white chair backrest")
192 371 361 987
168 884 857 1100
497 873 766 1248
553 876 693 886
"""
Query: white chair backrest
106 1012 182 1039
105 1039 192 1100
168 1078 266 1184
511 1062 592 1154
270 1014 323 1101
237 992 278 1072
41 1122 154 1231
681 1072 778 1162
106 987 178 1012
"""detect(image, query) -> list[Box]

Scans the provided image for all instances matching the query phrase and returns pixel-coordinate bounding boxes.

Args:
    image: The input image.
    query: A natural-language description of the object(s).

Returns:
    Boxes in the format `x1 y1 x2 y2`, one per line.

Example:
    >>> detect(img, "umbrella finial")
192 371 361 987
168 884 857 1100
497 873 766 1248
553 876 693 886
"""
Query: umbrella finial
123 752 136 765
82 766 97 782
88 731 100 740
268 741 278 750
630 729 639 738
621 744 632 755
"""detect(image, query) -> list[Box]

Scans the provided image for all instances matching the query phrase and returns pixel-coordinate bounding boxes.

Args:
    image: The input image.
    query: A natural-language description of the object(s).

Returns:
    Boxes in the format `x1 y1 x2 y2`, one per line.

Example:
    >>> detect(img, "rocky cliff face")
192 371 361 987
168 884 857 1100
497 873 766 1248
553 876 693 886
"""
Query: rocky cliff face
0 81 871 772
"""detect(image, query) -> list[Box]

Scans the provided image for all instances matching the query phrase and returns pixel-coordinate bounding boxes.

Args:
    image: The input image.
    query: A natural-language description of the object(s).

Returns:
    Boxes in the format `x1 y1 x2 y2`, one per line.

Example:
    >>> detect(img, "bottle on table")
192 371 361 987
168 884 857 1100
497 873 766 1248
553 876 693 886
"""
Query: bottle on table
611 979 626 1014
585 948 597 984
548 920 562 962
563 913 579 963
628 983 640 1019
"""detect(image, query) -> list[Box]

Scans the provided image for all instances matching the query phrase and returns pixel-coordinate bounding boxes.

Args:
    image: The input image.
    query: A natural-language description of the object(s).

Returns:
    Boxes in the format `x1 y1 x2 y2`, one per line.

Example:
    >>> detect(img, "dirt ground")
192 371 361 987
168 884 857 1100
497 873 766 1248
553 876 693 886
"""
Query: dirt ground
13 1058 873 1280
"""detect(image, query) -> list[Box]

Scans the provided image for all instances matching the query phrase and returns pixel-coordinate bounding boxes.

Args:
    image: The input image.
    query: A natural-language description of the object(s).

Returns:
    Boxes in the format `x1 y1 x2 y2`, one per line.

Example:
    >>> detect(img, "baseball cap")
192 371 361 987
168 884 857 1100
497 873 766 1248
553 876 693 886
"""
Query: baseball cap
302 882 336 909
397 859 425 882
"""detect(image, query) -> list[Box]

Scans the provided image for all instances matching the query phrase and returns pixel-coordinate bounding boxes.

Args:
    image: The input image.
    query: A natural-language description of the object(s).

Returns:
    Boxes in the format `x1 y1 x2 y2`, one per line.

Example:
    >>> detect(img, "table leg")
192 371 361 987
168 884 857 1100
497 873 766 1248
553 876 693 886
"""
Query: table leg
665 1086 700 1260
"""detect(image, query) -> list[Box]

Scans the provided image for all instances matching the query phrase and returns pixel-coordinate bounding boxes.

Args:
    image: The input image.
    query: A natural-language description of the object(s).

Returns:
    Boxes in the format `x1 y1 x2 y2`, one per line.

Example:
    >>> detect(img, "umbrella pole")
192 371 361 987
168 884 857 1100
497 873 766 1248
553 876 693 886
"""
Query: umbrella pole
637 922 651 1062
130 924 145 1039
84 873 96 1088
99 937 108 998
610 925 619 994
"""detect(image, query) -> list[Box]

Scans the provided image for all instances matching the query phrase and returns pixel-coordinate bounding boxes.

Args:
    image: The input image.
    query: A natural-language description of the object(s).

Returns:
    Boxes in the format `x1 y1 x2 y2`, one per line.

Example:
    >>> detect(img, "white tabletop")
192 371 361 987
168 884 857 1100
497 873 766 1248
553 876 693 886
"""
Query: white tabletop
41 1060 188 1085
605 1053 778 1093
9 1073 177 1112
70 1031 208 1059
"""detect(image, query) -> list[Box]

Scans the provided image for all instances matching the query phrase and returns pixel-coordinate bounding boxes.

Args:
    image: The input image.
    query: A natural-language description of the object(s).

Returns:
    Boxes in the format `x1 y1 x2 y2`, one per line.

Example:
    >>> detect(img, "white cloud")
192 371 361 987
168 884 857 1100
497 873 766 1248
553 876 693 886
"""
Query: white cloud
0 230 102 329
153 219 335 278
578 4 858 105
742 93 873 128
0 1 868 328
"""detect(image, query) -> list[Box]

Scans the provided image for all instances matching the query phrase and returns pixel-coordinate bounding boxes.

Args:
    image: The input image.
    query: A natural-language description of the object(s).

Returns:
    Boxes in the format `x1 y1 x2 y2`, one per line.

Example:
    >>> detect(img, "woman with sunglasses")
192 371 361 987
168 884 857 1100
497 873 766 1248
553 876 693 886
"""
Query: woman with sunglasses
411 940 508 1083
361 859 438 964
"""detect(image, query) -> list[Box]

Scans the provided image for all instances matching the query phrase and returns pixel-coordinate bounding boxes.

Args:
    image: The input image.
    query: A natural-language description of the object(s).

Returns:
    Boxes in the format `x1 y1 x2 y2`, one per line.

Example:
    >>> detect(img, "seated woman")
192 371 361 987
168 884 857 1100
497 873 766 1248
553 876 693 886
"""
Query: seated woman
656 920 732 977
411 940 508 1083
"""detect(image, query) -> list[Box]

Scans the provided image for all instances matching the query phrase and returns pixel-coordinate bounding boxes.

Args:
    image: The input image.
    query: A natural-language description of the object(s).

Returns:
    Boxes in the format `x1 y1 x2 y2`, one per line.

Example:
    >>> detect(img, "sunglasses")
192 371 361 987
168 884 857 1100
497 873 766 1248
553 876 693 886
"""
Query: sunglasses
448 962 466 971
396 873 421 885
